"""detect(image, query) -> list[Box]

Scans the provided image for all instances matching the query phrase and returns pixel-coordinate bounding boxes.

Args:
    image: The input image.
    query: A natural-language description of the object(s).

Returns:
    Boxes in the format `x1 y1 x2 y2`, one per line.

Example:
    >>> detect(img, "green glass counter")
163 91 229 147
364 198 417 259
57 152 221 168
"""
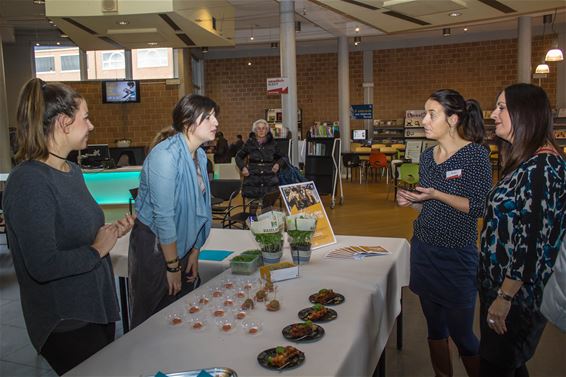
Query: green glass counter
82 167 141 205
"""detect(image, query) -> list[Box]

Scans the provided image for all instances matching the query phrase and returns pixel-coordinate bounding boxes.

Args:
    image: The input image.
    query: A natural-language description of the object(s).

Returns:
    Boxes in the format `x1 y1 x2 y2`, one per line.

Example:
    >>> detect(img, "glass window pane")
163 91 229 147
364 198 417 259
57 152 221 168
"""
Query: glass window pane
132 47 175 79
61 55 80 71
35 56 55 73
87 50 126 79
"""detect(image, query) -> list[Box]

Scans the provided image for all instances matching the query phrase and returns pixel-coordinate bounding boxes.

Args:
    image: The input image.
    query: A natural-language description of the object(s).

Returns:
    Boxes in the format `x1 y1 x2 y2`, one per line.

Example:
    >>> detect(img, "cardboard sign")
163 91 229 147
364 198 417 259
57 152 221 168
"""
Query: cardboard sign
279 181 336 249
267 77 288 95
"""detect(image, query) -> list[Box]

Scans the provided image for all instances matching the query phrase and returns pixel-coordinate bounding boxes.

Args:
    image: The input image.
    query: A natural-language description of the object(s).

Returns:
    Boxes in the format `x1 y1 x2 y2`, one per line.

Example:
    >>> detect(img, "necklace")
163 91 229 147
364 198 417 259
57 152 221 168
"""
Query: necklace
49 151 67 160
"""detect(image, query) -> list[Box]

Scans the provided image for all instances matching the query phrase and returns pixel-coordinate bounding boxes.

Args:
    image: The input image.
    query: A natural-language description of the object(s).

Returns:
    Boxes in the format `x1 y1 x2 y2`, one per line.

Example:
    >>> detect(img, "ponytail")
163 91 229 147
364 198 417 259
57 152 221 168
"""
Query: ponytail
460 99 484 144
150 126 178 150
15 78 82 162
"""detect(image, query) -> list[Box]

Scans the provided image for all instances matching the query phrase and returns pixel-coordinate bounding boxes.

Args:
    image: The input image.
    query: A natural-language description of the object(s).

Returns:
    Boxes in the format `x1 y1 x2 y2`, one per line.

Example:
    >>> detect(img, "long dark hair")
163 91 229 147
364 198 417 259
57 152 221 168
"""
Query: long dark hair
151 94 220 149
499 83 564 176
15 78 83 161
429 89 484 144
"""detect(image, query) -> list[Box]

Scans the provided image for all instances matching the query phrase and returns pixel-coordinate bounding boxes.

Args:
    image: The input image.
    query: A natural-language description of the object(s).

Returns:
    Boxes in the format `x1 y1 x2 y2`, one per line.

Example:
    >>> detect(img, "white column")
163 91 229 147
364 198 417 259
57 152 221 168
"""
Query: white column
517 16 532 83
280 0 298 165
363 50 374 141
338 36 350 153
556 23 566 109
0 37 12 172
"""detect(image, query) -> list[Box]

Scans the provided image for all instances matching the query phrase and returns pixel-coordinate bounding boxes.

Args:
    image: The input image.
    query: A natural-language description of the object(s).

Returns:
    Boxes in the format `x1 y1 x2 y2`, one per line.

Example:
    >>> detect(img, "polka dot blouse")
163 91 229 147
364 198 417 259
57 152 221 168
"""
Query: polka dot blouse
413 143 492 248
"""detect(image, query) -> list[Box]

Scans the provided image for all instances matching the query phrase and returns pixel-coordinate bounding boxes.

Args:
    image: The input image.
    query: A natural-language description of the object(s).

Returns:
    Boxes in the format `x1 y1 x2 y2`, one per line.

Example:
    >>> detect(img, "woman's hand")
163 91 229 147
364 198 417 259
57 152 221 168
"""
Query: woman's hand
241 167 250 177
186 249 199 284
272 163 280 173
166 270 182 296
396 189 414 207
91 224 119 258
113 213 136 238
487 297 511 335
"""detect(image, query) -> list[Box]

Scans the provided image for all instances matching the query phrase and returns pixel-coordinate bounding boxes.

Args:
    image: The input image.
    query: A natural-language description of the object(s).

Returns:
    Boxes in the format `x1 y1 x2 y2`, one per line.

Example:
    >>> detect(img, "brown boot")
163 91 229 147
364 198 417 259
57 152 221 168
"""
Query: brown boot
428 338 453 377
461 355 480 377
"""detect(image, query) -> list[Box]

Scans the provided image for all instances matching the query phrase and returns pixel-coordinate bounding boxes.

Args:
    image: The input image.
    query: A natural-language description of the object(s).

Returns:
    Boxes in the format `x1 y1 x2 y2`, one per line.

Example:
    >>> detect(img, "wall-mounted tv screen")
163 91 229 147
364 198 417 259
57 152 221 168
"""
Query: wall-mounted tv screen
102 80 141 103
352 129 367 141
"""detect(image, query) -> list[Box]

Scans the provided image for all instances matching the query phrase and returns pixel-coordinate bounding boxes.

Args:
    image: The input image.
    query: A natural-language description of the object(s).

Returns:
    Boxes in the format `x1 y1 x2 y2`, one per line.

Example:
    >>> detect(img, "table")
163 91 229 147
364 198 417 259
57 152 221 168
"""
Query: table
71 229 410 377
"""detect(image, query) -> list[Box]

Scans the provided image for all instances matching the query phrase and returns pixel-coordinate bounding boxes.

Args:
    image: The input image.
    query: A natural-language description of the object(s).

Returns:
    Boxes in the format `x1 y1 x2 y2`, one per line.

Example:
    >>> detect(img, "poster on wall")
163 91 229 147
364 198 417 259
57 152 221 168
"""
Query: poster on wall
404 109 426 127
279 181 336 249
350 104 373 119
267 77 289 95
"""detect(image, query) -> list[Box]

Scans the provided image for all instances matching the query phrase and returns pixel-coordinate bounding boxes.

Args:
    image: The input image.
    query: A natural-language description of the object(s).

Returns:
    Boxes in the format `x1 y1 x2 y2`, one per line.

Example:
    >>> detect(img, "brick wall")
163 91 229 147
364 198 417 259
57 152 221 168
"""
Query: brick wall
206 36 557 140
66 36 558 148
67 81 179 147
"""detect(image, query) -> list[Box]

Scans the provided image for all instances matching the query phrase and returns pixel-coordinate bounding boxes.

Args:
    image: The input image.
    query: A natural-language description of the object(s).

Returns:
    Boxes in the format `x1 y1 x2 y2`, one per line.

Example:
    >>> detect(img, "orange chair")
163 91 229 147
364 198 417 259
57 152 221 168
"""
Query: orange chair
367 152 389 182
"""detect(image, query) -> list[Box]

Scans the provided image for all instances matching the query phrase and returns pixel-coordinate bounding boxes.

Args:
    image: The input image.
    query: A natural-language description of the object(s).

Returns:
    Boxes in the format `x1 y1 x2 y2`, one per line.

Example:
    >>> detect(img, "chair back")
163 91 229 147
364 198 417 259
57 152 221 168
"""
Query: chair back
342 154 361 168
210 179 241 201
398 163 419 184
369 152 387 168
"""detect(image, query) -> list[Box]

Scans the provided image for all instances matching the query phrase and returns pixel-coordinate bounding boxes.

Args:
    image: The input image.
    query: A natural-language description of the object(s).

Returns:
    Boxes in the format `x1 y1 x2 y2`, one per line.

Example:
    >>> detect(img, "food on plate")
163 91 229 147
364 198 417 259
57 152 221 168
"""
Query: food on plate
213 309 225 317
311 289 338 304
235 311 247 320
248 327 259 334
266 299 280 312
188 305 200 314
223 298 234 307
289 321 316 338
242 298 255 310
222 323 232 332
267 346 301 368
305 304 328 321
170 317 182 325
192 321 203 329
198 297 209 305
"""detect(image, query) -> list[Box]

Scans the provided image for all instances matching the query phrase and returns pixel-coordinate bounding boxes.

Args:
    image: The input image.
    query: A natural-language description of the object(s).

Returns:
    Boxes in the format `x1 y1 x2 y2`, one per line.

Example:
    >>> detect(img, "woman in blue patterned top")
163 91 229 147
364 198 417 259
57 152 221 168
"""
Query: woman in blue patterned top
479 84 565 377
129 95 218 328
397 89 492 377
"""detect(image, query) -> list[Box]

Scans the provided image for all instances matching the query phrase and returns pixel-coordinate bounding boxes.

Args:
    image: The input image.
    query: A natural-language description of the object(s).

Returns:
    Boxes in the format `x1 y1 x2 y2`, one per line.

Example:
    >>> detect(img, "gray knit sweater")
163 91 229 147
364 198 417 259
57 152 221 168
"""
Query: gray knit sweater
2 161 120 351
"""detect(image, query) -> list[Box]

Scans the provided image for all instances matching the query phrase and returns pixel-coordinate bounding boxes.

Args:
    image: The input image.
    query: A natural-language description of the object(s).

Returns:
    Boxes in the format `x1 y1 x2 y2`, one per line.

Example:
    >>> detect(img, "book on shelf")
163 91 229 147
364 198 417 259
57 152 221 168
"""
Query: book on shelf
309 121 339 137
307 142 327 156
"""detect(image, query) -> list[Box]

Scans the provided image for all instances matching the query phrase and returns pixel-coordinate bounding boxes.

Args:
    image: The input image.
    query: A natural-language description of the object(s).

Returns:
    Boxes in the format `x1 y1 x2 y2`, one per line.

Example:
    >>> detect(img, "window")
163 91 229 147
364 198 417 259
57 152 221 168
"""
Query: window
35 56 55 73
102 51 125 70
61 55 80 71
137 48 168 68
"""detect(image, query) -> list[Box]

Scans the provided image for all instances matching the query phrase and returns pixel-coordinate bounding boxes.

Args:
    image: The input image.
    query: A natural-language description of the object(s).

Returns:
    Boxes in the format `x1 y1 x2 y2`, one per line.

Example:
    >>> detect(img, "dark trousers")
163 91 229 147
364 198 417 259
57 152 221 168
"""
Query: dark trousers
41 322 115 376
480 358 529 377
419 297 480 356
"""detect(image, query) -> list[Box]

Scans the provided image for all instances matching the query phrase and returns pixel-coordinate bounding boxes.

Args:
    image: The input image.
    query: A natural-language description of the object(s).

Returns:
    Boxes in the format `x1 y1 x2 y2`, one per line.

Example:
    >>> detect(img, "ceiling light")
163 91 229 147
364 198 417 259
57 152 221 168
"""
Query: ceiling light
545 48 564 62
250 36 254 41
354 36 361 46
270 42 278 49
201 47 208 54
35 42 40 46
33 0 45 4
60 33 68 38
449 12 461 17
355 26 360 33
147 42 158 46
48 20 54 24
247 61 252 66
443 28 451 37
463 27 468 32
117 20 129 25
535 63 550 74
56 42 60 45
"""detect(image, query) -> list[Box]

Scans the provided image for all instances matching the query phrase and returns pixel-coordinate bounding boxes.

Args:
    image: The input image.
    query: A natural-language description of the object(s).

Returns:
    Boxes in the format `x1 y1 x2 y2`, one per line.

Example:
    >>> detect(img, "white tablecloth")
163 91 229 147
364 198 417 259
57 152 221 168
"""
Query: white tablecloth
72 229 410 377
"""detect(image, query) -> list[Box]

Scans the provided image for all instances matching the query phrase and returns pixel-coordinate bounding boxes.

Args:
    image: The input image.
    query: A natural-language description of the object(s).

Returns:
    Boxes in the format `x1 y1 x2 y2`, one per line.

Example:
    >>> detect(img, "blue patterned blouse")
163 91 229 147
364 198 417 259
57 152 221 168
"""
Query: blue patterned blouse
479 152 566 310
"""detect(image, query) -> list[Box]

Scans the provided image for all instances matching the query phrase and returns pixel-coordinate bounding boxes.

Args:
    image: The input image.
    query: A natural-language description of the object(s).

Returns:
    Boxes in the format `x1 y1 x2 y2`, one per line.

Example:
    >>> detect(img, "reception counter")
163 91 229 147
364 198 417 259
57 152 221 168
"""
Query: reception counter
82 166 141 205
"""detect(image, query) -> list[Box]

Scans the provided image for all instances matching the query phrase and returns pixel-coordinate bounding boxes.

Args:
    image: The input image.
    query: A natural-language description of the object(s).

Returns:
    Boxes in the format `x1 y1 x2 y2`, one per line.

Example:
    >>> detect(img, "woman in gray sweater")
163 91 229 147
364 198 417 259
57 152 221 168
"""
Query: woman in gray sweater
2 78 134 375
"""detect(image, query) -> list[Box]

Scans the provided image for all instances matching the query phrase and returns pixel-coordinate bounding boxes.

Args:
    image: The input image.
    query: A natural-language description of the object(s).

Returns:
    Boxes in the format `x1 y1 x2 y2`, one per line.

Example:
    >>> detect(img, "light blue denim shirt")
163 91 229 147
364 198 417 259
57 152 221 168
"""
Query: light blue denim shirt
135 133 211 258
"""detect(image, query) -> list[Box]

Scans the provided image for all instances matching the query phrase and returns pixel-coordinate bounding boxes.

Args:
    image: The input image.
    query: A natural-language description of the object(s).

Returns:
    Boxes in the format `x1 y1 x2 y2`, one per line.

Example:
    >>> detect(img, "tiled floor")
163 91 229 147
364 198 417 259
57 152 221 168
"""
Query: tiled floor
1 180 565 376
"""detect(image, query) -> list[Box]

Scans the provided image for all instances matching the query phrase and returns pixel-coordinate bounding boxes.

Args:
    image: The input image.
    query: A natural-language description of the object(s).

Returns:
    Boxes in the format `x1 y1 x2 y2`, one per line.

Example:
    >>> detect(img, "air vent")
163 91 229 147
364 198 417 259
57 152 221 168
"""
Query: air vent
101 0 118 13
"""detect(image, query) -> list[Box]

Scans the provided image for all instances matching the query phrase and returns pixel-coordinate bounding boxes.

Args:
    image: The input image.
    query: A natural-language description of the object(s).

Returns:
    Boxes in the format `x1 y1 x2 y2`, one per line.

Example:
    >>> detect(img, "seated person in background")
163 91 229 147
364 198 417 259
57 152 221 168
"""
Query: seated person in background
213 132 230 163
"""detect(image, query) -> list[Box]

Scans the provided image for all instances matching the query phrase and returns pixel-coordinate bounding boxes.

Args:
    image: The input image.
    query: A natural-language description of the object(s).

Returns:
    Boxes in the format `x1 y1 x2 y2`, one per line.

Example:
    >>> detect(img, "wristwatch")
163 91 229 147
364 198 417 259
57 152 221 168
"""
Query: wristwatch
497 288 513 302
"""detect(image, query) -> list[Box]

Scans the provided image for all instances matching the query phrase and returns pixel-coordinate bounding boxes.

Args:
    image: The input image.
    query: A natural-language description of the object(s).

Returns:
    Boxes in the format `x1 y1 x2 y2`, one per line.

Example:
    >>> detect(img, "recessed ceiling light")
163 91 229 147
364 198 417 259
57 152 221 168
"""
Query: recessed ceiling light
355 26 360 32
56 42 61 45
464 27 468 31
147 42 158 46
35 42 40 46
250 36 254 41
60 33 68 38
117 20 129 25
48 20 54 24
247 61 252 66
449 12 461 17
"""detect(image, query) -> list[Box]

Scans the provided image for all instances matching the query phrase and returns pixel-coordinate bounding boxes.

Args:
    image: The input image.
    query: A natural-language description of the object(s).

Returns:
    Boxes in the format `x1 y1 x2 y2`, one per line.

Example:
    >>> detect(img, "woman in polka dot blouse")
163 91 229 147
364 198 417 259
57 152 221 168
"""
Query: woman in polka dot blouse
397 89 492 377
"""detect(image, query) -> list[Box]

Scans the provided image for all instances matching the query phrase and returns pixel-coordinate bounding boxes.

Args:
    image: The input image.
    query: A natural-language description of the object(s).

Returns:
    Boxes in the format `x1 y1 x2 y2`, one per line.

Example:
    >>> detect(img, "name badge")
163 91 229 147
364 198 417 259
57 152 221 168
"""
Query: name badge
446 169 462 180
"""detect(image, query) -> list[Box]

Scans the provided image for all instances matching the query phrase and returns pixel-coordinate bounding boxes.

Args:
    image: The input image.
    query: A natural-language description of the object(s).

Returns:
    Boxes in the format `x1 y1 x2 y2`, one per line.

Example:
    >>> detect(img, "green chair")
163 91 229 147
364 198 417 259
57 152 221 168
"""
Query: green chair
388 163 419 201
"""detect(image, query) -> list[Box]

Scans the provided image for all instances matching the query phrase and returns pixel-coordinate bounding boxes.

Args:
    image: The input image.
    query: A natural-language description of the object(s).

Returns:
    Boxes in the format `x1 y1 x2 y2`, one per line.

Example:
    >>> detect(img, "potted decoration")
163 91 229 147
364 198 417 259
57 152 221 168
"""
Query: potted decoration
286 213 317 264
249 211 285 264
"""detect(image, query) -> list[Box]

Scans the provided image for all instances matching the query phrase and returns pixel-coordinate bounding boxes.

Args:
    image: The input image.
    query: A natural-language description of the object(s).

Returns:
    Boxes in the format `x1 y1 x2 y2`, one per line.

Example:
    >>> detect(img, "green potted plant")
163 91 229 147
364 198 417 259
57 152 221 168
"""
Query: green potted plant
286 214 317 264
249 211 285 264
230 254 259 275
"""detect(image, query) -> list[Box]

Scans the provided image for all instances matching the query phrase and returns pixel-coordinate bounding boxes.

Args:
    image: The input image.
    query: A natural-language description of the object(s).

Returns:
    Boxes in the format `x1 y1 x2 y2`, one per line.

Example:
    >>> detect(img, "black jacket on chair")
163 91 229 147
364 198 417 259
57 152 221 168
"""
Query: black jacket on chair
235 133 282 199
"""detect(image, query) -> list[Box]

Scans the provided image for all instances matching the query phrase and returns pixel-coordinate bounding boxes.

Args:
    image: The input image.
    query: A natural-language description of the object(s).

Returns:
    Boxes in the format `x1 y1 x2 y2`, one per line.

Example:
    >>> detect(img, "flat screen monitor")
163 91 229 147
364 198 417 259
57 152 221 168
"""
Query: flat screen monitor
352 129 367 141
102 80 141 103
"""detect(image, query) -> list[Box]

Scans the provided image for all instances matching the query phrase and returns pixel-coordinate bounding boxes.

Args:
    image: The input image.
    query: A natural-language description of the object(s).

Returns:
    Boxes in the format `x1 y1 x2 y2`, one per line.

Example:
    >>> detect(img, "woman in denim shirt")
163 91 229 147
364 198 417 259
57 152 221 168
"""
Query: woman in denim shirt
129 94 218 328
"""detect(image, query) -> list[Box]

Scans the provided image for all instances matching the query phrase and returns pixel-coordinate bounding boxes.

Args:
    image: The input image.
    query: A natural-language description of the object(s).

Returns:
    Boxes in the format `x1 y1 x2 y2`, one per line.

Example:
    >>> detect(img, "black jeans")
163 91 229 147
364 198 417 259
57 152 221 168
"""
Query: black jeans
41 322 115 376
480 358 529 377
